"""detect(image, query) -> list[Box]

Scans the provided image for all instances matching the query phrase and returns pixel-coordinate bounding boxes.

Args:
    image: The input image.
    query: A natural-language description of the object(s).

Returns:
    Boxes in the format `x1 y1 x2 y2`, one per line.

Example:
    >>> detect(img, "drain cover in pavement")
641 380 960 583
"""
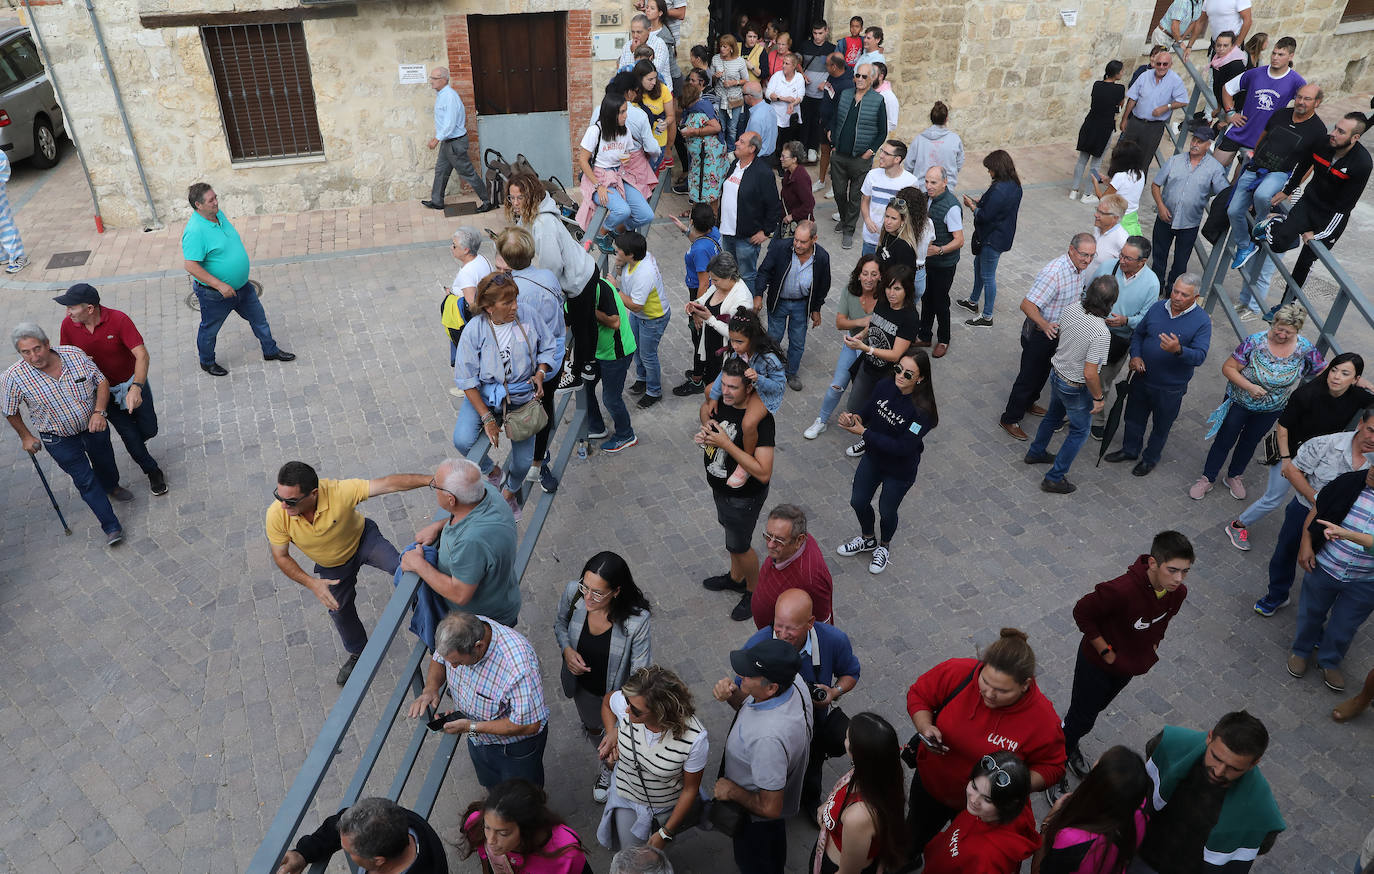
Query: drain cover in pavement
46 251 91 269
443 202 478 217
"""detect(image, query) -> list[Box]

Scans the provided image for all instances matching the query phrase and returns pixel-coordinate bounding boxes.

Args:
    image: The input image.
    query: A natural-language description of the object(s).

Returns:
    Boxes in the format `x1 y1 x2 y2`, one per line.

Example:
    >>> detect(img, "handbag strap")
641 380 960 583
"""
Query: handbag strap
933 662 980 721
490 315 538 414
716 706 743 780
626 716 660 806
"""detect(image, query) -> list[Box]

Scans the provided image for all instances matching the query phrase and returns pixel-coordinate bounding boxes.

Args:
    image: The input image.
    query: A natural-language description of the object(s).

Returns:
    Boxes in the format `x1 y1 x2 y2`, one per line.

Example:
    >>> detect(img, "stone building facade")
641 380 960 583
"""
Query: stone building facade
22 0 1374 227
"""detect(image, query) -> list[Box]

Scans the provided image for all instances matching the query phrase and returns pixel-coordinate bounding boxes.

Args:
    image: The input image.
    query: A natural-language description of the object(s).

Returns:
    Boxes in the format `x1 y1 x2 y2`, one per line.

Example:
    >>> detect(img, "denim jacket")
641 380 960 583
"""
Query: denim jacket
453 312 560 408
708 349 786 412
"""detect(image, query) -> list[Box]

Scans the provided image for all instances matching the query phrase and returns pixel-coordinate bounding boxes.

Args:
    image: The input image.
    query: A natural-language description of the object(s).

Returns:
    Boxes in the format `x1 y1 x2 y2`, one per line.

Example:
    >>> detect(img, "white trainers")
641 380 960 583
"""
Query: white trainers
837 535 877 556
806 148 818 163
831 211 841 222
5 255 29 274
1079 193 1099 205
812 179 825 192
1067 190 1079 200
868 546 890 574
803 418 827 439
822 190 834 199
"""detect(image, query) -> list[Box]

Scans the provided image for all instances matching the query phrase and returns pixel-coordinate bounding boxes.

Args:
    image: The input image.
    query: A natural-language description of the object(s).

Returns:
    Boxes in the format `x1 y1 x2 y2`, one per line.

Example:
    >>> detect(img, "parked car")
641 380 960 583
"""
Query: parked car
0 26 64 167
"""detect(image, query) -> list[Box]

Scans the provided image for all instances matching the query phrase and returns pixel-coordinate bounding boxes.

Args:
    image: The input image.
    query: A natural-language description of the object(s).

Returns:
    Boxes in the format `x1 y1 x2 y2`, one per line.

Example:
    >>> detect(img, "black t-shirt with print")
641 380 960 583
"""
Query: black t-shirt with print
1250 109 1328 174
703 401 776 497
862 300 919 372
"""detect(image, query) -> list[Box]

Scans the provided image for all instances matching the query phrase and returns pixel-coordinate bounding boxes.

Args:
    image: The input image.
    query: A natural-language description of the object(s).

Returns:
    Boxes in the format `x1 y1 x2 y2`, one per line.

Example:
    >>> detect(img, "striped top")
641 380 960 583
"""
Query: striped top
433 618 548 745
2 345 107 437
612 691 708 808
1318 488 1374 582
1051 302 1111 384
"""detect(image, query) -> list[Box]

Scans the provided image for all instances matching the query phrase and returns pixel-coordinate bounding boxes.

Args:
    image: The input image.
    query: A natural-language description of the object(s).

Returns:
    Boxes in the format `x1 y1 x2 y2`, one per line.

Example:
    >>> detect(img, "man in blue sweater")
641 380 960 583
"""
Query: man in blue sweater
1105 273 1211 477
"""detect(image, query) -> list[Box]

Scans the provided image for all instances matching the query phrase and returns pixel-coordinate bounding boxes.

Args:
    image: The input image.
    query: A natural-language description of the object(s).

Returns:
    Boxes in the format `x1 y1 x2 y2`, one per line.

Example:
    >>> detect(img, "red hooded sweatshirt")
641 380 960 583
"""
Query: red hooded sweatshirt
905 658 1066 807
1072 554 1188 678
922 804 1042 874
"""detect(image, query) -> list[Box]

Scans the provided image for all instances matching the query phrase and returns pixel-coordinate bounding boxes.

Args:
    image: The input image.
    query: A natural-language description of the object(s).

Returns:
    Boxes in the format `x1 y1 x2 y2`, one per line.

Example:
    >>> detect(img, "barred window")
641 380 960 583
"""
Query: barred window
202 23 324 161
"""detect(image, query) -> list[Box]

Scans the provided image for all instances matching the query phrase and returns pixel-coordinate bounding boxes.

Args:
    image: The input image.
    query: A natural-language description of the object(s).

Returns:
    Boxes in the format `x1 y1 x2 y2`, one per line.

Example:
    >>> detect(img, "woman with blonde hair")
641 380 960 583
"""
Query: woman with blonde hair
596 665 709 852
711 34 749 141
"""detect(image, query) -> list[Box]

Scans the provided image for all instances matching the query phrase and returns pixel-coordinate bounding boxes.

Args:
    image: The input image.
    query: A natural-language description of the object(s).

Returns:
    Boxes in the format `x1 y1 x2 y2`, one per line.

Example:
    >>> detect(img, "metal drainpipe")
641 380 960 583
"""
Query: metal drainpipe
20 0 104 232
82 0 161 228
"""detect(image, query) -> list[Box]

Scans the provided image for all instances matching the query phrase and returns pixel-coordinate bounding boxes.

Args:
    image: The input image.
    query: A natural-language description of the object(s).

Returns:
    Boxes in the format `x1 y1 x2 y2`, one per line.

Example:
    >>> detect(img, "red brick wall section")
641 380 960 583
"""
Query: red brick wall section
445 14 480 196
567 10 592 176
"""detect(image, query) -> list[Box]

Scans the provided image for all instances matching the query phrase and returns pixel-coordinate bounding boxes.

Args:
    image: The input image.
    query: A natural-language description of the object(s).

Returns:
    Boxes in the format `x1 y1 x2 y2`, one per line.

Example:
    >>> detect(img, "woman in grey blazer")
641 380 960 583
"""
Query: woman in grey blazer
553 550 653 801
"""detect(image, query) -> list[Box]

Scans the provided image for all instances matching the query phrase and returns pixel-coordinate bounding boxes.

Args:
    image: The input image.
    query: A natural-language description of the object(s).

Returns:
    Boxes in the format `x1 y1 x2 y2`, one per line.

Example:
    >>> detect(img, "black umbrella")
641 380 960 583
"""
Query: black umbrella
1096 372 1135 466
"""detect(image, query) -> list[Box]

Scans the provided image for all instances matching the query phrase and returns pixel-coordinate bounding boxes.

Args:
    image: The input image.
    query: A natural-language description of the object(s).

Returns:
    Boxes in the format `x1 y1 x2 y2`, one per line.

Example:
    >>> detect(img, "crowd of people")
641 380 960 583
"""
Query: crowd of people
5 3 1374 874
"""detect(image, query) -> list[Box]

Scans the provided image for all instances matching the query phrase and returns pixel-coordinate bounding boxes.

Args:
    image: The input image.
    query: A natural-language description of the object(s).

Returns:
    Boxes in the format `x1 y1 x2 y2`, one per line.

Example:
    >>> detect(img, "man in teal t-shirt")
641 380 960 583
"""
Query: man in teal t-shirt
401 458 521 627
180 182 294 377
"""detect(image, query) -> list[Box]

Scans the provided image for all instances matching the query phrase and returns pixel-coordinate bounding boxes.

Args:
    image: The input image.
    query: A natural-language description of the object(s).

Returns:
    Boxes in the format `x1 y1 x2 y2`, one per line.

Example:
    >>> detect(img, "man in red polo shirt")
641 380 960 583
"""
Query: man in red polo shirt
56 283 167 495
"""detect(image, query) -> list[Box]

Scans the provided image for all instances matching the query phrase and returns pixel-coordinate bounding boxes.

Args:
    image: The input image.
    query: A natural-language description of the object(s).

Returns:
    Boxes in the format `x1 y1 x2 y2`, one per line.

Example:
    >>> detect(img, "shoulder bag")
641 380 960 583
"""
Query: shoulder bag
1260 430 1282 466
900 662 980 768
702 708 749 836
492 318 549 442
627 715 705 834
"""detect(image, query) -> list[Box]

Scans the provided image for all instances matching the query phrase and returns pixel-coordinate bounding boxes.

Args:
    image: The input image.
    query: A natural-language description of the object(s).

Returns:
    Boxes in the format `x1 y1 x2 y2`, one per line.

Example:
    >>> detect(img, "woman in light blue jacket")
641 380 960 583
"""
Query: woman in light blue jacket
553 550 653 802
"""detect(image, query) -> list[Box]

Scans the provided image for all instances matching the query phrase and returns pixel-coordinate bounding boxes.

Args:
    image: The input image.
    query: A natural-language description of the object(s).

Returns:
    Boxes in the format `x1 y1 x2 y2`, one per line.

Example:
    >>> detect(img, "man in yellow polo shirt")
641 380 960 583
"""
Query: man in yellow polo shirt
267 461 430 684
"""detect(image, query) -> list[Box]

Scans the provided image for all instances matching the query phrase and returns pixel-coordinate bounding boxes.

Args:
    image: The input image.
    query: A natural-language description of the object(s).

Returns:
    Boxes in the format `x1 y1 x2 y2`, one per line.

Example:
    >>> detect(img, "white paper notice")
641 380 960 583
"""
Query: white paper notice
399 64 427 85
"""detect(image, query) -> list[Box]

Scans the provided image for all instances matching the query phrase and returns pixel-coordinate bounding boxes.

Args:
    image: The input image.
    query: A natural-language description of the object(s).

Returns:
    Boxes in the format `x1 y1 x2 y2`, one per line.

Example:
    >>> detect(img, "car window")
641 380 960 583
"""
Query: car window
4 36 43 80
0 54 20 93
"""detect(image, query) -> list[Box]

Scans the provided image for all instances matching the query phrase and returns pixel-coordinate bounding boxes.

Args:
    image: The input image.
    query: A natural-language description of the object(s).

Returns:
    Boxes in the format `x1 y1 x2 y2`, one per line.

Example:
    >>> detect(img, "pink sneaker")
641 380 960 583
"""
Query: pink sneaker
1224 476 1246 500
1188 477 1214 500
486 465 504 488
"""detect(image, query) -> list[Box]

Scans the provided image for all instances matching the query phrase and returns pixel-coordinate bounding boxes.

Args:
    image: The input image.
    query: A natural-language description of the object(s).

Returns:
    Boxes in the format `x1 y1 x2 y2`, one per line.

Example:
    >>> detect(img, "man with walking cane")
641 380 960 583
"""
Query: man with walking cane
4 322 127 545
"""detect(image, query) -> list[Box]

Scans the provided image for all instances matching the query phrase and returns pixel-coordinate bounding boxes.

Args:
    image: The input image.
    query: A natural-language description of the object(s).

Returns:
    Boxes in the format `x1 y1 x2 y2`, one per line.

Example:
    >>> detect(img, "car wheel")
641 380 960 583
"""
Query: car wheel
30 118 58 168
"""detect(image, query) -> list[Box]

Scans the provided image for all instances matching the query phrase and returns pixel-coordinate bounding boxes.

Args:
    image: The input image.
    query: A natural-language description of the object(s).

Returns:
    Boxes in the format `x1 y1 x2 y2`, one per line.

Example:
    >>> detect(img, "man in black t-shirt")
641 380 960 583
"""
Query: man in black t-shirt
1228 84 1325 313
698 356 777 622
275 796 448 874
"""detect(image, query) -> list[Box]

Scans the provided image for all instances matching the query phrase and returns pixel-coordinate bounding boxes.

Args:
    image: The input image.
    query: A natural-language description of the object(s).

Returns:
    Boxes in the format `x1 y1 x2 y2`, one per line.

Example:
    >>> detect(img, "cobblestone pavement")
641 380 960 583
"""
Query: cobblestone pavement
1 106 1373 873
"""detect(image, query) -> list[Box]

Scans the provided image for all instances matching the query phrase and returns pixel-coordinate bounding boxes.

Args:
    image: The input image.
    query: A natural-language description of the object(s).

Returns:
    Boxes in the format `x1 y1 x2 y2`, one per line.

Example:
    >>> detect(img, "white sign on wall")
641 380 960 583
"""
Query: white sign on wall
398 64 427 85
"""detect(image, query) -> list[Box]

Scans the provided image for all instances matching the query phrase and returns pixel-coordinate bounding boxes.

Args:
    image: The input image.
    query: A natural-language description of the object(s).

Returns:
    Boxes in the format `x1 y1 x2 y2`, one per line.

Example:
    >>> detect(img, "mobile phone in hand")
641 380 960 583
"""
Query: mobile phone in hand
918 732 949 754
427 710 469 732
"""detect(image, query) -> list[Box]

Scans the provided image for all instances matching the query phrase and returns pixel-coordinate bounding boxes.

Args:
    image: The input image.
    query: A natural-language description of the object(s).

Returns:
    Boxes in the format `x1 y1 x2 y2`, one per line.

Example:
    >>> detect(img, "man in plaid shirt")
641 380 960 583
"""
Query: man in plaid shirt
407 612 549 788
4 322 131 545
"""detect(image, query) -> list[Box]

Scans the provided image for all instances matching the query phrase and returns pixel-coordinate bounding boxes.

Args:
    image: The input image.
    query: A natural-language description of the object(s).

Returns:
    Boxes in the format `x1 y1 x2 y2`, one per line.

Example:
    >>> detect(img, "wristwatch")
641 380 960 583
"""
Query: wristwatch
657 827 675 842
95 409 108 418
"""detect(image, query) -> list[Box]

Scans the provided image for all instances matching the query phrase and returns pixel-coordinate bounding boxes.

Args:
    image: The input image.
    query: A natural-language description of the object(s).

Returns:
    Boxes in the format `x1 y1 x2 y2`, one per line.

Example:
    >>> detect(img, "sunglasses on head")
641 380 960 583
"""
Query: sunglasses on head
980 755 1013 788
890 197 909 210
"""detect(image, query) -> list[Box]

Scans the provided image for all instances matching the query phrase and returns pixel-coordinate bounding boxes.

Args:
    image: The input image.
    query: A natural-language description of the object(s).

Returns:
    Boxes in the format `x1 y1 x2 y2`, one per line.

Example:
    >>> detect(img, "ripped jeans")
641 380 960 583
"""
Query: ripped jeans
816 343 862 424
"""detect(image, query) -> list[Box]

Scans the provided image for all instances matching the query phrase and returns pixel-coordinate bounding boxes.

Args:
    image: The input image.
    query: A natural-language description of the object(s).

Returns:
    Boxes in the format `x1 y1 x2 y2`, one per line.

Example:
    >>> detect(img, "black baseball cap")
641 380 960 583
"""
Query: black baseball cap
729 638 801 687
1189 123 1217 142
53 283 100 306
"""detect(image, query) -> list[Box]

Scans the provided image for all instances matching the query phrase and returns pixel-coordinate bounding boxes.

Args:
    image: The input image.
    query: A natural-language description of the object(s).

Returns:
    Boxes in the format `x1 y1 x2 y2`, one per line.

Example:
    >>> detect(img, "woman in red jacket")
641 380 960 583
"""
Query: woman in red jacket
922 751 1041 874
904 628 1066 864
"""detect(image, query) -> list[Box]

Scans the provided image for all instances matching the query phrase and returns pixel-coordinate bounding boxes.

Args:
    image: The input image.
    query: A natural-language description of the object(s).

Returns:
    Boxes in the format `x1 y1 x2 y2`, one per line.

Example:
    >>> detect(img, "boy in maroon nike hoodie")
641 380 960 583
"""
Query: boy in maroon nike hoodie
1057 530 1194 795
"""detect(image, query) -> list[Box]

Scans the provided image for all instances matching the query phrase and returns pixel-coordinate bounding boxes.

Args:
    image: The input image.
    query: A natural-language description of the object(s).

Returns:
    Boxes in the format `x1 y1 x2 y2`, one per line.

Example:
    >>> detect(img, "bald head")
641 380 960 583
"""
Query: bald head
429 67 450 92
772 589 816 649
1293 83 1323 121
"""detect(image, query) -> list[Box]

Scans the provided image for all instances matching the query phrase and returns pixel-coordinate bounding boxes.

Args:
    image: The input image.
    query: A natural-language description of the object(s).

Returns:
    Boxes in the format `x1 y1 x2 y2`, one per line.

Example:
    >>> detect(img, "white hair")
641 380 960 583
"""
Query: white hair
452 227 482 255
11 322 48 349
438 457 484 504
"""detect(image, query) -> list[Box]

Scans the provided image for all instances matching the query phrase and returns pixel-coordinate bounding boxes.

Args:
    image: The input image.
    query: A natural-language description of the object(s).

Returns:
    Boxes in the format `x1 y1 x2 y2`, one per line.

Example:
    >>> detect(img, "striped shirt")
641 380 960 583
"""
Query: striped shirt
1051 302 1111 383
1025 253 1087 324
2 346 107 437
432 618 548 745
1318 489 1374 582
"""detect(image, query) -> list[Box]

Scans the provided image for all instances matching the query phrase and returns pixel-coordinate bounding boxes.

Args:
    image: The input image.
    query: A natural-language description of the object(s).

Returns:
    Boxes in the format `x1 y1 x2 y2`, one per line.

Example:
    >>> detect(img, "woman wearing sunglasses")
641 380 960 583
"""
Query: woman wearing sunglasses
553 551 653 804
452 271 561 522
834 351 938 575
903 629 1066 868
921 752 1040 874
595 665 708 853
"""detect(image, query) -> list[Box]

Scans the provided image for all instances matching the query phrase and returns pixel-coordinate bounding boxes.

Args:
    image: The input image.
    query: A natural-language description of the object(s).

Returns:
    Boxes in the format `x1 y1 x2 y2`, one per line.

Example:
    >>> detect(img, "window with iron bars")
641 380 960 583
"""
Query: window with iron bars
201 23 325 161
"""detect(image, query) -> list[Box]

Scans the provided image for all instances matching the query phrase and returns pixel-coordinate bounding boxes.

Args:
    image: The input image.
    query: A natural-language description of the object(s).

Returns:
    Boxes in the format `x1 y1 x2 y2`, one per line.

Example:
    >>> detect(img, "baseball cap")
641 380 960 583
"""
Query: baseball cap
729 638 801 687
53 283 101 306
1189 123 1217 142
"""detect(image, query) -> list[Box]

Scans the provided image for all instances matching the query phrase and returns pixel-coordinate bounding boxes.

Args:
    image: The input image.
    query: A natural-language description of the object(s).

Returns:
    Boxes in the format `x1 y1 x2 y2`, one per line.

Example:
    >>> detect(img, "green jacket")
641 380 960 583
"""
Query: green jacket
831 90 887 157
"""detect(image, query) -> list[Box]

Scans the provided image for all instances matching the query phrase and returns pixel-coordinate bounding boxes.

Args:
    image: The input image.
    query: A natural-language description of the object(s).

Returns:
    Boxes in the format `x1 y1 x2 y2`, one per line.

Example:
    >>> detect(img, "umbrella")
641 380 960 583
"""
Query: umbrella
1096 372 1135 466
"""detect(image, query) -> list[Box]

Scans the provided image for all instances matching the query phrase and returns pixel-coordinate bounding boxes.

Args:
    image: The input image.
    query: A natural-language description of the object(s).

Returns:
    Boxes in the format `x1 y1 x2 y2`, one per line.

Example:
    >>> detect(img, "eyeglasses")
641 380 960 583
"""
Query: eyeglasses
577 583 612 602
762 532 796 545
273 489 313 507
428 477 457 499
1071 248 1095 259
1152 60 1172 67
980 755 1013 788
1120 252 1145 262
852 73 870 79
896 367 917 379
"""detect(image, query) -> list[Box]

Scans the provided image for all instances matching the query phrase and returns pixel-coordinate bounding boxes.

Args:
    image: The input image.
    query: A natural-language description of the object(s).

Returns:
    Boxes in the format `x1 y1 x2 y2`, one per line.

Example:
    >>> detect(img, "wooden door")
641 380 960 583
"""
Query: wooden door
468 13 568 116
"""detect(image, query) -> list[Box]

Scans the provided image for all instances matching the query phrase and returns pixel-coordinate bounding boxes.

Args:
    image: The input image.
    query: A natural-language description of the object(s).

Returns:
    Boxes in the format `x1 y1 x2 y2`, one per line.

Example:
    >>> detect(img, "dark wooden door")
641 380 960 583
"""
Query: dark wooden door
468 13 568 116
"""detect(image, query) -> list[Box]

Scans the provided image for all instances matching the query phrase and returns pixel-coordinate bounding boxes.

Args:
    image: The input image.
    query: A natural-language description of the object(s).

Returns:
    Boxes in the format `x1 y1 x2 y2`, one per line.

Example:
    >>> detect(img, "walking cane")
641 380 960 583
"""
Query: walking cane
30 452 72 535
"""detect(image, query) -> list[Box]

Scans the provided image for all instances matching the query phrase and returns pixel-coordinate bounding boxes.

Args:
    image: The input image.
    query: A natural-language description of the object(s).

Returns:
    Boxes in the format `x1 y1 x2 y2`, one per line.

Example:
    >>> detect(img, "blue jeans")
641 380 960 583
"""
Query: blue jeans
1028 372 1094 483
584 354 634 440
468 726 549 789
453 397 537 492
849 453 916 544
860 241 877 256
767 297 811 376
41 429 121 534
1292 564 1374 669
911 266 927 303
723 106 745 144
629 310 670 397
106 383 161 475
1238 461 1292 528
966 247 1003 318
1229 168 1288 311
1202 403 1282 483
1120 380 1187 465
1263 497 1310 606
817 344 861 423
722 235 762 297
594 184 653 234
314 518 400 654
194 280 281 366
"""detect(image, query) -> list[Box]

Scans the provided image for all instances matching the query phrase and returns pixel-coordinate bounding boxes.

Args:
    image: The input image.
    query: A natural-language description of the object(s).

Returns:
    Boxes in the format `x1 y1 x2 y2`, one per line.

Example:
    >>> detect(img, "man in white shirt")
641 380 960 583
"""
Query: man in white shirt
1189 0 1252 47
853 26 885 69
873 62 899 134
1089 194 1130 273
858 140 917 255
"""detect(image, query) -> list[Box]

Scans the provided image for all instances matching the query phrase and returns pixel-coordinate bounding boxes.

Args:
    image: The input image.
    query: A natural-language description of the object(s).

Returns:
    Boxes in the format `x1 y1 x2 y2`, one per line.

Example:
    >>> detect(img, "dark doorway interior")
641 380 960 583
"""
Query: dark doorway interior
707 0 824 49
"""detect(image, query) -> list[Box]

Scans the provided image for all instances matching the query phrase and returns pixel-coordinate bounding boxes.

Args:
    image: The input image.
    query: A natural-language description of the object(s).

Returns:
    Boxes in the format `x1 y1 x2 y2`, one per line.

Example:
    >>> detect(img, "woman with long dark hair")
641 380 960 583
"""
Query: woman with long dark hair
596 665 708 851
805 255 882 440
1088 138 1146 235
1032 746 1149 874
836 351 938 574
553 550 653 802
1070 59 1126 201
841 264 919 456
461 779 589 874
956 150 1023 326
814 712 907 874
577 94 658 250
921 752 1040 874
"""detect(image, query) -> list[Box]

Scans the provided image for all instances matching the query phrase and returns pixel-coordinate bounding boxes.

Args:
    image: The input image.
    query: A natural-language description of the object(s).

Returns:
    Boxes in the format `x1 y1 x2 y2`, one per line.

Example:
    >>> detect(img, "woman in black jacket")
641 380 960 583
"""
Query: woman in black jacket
835 349 938 575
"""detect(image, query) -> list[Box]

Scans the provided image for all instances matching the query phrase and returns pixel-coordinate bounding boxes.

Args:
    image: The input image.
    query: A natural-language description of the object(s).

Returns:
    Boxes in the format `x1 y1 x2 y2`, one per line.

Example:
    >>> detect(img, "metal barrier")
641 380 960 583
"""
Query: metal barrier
247 389 586 874
1160 46 1368 355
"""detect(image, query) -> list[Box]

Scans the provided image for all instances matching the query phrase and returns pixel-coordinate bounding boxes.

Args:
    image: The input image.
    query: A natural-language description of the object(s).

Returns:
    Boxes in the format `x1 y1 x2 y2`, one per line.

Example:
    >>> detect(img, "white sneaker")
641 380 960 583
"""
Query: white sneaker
822 190 834 199
811 179 825 192
1067 190 1079 200
448 385 463 397
845 439 866 457
868 545 890 574
831 211 841 222
837 535 877 556
806 148 818 163
1079 193 1099 204
803 418 827 439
